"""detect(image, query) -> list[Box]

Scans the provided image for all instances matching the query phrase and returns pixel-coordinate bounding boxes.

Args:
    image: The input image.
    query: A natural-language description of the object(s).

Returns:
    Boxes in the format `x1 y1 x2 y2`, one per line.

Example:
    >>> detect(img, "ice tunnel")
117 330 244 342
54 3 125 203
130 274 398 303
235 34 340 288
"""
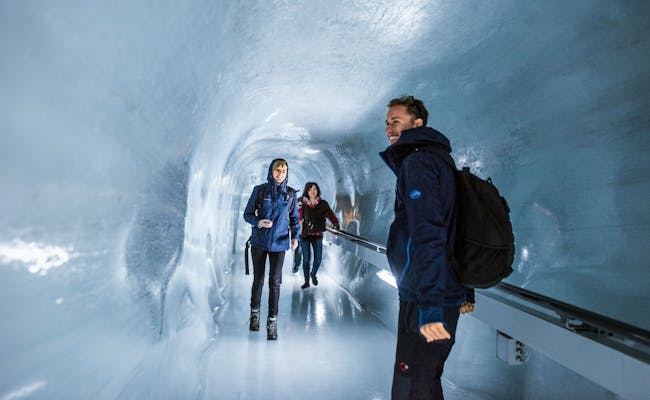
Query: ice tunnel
1 1 649 399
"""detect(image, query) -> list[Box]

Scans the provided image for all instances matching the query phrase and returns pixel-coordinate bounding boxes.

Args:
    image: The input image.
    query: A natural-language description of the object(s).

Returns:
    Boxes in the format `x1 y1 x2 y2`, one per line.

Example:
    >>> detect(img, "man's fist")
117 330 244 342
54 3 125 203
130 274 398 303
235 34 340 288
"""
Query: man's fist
459 302 474 315
419 322 451 342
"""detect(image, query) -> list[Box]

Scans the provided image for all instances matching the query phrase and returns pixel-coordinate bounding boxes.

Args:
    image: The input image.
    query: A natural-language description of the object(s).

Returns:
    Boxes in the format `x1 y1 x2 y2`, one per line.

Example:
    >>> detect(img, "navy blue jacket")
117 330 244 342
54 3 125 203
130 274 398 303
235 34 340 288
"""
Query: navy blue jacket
379 127 466 327
244 160 300 252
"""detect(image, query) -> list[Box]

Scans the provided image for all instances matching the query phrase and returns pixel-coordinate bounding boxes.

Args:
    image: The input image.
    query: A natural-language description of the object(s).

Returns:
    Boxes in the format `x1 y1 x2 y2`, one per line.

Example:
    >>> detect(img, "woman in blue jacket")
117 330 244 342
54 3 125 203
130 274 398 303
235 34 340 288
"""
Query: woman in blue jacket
243 159 300 340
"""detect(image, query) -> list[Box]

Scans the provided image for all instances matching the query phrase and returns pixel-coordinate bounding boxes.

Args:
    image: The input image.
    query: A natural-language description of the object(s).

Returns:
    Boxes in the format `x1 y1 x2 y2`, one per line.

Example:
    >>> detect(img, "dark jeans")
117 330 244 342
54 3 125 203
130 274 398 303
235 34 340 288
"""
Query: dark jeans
391 302 460 400
301 235 323 282
250 245 285 317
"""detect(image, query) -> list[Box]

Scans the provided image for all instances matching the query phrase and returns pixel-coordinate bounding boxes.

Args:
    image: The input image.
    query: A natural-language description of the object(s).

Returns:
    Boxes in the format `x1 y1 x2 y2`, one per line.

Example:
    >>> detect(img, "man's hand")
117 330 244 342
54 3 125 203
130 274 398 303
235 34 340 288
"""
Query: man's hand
291 238 298 250
419 322 451 342
258 219 273 228
459 302 474 315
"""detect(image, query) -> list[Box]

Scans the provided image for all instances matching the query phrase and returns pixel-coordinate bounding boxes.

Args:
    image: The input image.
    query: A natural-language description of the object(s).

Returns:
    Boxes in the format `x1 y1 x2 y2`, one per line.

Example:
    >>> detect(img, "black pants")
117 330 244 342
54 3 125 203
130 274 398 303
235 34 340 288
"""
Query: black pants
250 245 285 317
391 301 460 400
294 238 302 268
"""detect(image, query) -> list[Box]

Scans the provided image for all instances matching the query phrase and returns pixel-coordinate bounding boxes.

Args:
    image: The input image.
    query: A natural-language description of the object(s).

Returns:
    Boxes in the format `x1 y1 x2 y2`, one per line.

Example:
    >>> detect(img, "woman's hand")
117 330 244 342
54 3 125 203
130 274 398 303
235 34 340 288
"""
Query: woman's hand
258 219 273 228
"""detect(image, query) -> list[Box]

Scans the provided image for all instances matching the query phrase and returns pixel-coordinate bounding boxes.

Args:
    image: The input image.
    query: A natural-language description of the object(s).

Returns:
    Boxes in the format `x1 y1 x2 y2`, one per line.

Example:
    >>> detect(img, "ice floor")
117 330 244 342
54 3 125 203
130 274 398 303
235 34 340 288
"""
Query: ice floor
202 268 396 400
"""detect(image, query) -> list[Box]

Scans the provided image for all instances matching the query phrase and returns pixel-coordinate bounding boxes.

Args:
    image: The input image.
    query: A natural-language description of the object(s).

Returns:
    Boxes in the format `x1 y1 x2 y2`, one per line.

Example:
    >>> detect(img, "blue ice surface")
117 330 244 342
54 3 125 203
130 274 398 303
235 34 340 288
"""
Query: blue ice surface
1 1 648 399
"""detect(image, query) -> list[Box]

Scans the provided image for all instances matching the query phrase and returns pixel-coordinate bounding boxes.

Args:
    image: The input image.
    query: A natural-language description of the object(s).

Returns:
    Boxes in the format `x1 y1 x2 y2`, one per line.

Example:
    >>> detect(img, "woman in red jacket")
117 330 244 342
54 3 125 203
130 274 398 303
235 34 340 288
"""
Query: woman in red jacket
299 182 339 289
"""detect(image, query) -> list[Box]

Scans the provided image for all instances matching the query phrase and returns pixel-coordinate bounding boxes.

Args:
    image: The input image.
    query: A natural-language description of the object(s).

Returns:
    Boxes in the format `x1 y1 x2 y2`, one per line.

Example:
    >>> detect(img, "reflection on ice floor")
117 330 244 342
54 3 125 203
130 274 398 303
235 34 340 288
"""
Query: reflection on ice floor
206 268 395 400
206 267 614 400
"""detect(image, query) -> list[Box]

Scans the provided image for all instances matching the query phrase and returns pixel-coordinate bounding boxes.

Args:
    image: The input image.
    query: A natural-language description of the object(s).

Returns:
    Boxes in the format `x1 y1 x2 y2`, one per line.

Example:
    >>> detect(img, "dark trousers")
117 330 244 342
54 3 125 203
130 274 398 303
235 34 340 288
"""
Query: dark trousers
294 238 302 268
250 245 285 317
301 235 323 282
391 301 460 400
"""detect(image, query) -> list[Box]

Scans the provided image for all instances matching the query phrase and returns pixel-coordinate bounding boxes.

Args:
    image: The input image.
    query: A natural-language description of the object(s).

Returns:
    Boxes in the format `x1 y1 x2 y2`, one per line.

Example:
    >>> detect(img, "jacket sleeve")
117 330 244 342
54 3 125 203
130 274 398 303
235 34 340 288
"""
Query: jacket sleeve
324 201 339 227
399 152 452 326
243 186 260 226
465 287 475 304
289 191 301 240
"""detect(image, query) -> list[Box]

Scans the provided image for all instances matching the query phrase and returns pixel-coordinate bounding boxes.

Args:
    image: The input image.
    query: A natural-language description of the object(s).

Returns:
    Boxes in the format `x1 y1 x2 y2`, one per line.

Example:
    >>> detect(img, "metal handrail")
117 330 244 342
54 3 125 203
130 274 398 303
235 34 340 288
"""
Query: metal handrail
326 226 386 254
493 282 650 351
326 226 650 360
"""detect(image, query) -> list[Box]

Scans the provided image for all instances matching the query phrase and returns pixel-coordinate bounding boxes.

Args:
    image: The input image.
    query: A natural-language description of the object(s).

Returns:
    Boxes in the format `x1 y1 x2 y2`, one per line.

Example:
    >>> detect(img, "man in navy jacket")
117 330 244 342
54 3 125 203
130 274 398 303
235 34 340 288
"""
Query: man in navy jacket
380 96 474 399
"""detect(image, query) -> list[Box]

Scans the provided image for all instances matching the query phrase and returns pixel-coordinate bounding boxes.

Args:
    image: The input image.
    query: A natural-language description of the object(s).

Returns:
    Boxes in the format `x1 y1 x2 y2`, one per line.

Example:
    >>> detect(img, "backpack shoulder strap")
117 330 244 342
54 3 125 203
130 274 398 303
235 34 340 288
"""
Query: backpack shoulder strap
255 184 266 211
286 186 295 210
416 144 457 171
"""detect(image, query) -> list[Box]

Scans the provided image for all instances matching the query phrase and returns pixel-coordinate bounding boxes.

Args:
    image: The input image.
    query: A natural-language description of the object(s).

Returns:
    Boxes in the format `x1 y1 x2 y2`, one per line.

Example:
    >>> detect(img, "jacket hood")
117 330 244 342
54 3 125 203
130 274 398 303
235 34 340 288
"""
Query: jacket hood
379 126 452 170
266 158 289 200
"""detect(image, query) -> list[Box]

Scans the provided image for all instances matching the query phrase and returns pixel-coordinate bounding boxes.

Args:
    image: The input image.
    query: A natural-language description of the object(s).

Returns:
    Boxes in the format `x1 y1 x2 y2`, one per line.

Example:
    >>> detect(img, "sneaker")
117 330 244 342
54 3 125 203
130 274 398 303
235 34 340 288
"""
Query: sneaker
311 274 318 286
267 317 278 340
301 281 310 289
292 265 299 273
249 309 260 331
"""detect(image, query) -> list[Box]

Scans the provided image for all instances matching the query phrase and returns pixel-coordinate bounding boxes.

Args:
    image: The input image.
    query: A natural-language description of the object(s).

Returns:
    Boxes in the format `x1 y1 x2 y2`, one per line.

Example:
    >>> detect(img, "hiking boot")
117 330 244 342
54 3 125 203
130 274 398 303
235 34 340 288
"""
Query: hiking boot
249 308 260 331
311 274 318 286
301 281 310 289
267 317 278 340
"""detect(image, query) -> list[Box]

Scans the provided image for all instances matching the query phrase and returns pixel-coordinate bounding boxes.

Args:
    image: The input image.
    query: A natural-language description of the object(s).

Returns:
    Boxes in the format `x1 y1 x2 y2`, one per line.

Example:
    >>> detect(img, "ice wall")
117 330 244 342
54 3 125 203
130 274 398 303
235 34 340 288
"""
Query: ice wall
1 1 649 399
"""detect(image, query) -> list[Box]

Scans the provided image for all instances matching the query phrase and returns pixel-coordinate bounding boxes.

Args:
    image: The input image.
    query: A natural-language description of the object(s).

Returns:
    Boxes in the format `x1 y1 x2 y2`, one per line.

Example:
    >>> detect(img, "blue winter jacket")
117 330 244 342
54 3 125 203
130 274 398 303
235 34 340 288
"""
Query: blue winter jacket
243 159 300 252
379 127 466 327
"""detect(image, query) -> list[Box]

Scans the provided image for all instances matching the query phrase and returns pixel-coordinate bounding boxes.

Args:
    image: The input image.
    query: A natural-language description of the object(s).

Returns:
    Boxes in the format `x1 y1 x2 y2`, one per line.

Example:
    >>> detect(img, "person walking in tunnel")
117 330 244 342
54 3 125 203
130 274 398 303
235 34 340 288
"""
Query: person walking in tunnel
243 159 300 340
298 182 339 289
379 95 475 399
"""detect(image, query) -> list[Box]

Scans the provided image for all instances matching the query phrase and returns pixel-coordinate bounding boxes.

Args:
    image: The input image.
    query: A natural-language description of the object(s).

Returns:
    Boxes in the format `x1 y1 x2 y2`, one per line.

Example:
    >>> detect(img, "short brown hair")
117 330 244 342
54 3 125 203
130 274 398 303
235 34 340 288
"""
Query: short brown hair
272 159 288 170
387 95 428 126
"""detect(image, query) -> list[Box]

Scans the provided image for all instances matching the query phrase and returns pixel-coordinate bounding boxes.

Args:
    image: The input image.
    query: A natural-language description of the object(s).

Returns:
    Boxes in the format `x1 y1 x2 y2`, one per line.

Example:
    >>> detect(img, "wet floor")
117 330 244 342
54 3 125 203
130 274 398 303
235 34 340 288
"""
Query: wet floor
203 268 396 400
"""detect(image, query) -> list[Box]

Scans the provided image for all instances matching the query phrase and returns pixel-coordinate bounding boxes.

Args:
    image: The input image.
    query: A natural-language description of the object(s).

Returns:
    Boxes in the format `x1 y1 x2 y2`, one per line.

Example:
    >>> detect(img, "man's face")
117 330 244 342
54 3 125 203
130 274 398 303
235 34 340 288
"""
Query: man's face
385 105 421 145
272 165 288 183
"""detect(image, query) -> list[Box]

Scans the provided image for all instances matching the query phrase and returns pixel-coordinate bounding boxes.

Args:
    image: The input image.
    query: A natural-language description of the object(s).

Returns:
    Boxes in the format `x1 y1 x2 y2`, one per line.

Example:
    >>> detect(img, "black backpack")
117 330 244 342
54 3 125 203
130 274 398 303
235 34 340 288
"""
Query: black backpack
420 145 515 288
